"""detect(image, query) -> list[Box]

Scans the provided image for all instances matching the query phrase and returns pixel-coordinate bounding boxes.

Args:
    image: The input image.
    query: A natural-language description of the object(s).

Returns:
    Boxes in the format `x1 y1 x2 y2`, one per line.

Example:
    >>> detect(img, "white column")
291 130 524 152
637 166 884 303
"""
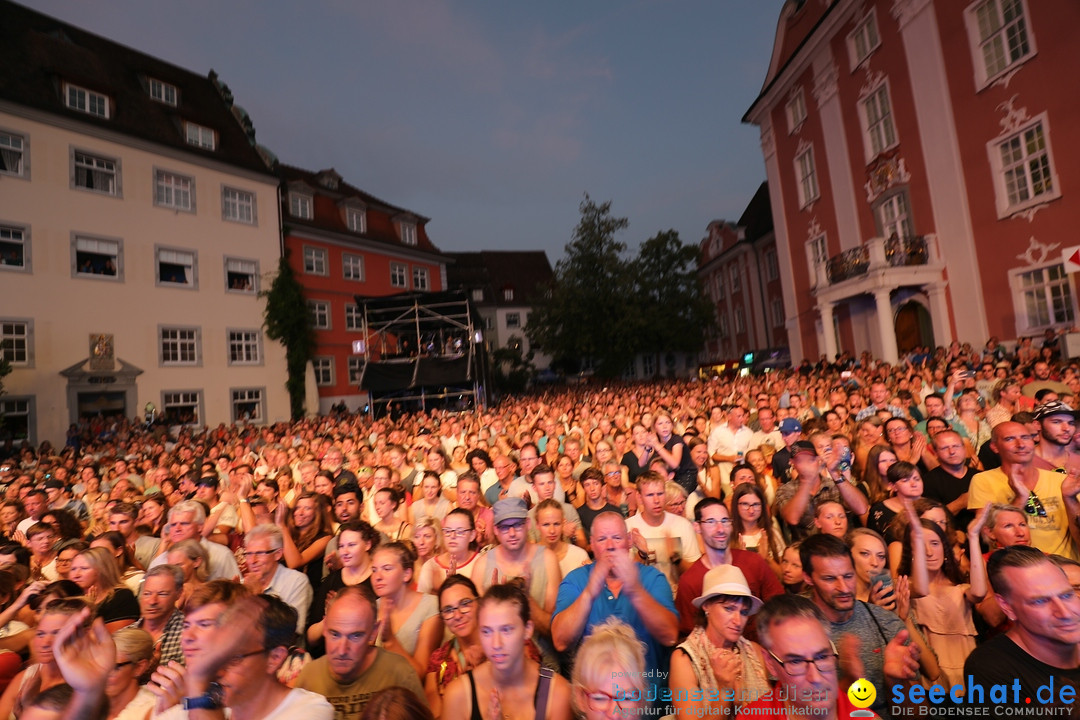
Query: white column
893 0 988 343
818 301 837 360
926 282 954 346
874 289 899 364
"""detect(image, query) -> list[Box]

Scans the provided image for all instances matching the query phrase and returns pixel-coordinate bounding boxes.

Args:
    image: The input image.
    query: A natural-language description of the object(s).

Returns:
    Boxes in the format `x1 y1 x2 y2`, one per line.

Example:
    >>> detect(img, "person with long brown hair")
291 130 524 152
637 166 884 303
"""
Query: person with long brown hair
279 491 334 587
730 483 785 576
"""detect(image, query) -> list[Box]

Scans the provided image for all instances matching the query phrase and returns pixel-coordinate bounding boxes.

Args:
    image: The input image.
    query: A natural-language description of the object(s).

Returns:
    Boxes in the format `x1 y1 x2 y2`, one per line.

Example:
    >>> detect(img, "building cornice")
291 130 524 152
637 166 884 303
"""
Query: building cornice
0 100 278 186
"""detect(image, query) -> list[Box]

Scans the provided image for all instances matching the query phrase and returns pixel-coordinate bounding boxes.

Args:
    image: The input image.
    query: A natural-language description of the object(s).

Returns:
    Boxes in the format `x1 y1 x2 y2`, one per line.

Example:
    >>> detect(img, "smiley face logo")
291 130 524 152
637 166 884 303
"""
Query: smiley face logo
847 678 876 709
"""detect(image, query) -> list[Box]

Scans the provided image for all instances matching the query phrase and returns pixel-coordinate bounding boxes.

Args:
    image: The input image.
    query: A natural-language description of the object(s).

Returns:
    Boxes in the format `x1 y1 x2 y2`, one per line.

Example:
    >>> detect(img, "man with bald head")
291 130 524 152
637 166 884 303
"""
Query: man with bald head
968 421 1080 559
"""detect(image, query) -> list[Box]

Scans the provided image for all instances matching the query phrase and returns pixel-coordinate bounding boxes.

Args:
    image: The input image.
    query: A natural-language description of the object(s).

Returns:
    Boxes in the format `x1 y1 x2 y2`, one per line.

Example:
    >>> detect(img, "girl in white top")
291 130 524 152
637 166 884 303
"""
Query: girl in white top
417 508 485 594
535 499 589 578
372 542 442 677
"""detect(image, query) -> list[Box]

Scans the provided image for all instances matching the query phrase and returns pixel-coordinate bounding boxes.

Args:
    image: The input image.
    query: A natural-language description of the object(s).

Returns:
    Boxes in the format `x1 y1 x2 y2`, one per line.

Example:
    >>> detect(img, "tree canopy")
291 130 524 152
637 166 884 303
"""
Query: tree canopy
528 195 712 379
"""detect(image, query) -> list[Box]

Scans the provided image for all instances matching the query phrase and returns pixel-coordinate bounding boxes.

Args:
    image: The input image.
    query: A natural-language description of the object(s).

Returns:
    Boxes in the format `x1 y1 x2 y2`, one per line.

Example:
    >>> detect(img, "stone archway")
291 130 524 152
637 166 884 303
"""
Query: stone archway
894 300 934 353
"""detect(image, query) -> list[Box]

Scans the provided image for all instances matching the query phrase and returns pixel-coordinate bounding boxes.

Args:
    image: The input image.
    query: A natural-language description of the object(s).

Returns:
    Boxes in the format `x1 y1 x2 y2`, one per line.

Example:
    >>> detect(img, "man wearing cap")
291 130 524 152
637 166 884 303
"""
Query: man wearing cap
969 420 1080 560
477 498 561 663
675 498 782 636
1032 400 1080 473
770 418 803 486
669 565 769 717
774 440 868 542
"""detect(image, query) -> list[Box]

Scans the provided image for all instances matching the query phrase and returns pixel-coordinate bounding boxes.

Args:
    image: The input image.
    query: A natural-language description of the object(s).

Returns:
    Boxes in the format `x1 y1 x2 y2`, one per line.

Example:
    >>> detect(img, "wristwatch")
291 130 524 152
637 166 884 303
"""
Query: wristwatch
183 683 224 710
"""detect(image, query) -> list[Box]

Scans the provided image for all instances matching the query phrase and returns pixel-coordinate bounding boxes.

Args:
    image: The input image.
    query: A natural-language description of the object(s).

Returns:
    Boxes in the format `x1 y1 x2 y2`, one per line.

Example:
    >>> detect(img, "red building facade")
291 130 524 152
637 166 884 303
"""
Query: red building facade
279 166 446 412
744 0 1080 364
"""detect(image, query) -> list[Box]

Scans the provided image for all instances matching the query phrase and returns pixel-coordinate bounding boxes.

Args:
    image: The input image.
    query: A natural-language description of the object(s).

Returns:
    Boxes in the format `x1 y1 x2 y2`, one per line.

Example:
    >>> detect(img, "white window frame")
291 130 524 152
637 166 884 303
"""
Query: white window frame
729 264 741 293
148 78 178 106
860 81 898 161
347 207 366 233
222 187 256 224
308 300 330 330
347 357 363 385
503 288 514 302
0 319 33 367
1010 262 1077 335
786 88 807 134
875 191 915 239
471 288 484 302
184 122 216 150
734 306 746 334
230 388 266 424
64 83 110 118
345 304 363 331
155 246 198 289
161 390 202 426
642 354 655 377
399 222 417 246
506 312 521 329
847 8 880 71
794 144 820 209
71 149 120 196
154 169 195 212
72 234 123 281
303 246 328 276
224 257 258 294
290 192 312 219
312 357 334 386
413 266 429 291
0 397 35 445
764 249 779 281
159 326 201 367
342 253 365 282
964 0 1036 90
714 271 724 299
806 233 828 282
771 298 785 328
390 262 407 288
987 113 1060 218
227 329 262 366
0 131 28 179
0 223 30 273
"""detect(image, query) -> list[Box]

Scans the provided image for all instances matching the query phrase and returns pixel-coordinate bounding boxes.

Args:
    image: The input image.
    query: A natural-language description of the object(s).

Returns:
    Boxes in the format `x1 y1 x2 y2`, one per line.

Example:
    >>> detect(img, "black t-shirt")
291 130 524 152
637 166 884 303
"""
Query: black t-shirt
923 466 977 530
98 587 140 624
867 502 899 542
963 634 1080 713
578 502 620 542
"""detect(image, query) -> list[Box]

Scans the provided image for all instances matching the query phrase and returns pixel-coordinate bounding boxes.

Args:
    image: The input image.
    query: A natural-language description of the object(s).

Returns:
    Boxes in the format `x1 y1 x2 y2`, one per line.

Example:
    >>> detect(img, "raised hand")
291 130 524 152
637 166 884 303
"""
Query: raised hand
883 629 920 681
52 608 114 699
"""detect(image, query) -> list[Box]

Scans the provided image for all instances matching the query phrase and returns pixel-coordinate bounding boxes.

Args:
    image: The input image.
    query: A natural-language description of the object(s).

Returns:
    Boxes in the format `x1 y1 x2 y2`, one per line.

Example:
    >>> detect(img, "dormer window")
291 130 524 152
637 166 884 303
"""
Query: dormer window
399 222 417 246
503 288 514 302
347 207 366 233
290 192 312 219
185 122 215 150
149 78 178 106
65 83 109 118
317 171 341 190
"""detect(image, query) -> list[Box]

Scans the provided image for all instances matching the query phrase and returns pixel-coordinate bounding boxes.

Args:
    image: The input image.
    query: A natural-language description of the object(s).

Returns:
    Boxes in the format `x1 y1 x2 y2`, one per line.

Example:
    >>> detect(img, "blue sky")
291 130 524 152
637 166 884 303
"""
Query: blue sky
25 0 784 261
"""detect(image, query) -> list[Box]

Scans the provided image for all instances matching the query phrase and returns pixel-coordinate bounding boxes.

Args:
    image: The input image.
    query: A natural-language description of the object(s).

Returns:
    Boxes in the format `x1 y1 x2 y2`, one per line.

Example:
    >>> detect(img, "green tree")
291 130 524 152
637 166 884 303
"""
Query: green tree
261 251 314 419
528 194 634 378
631 229 714 374
0 355 11 438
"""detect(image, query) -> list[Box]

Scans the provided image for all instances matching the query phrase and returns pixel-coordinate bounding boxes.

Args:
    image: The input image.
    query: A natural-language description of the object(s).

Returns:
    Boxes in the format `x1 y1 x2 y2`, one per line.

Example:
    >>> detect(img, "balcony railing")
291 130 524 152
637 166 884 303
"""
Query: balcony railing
824 235 931 284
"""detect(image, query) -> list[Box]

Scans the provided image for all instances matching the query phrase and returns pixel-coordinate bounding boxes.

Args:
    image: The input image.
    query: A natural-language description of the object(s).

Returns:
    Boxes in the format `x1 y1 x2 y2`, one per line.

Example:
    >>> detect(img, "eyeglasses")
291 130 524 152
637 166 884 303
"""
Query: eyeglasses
736 501 762 509
439 597 477 619
496 520 525 533
768 643 839 676
245 549 281 558
224 648 266 669
442 528 473 538
583 689 631 711
697 518 732 528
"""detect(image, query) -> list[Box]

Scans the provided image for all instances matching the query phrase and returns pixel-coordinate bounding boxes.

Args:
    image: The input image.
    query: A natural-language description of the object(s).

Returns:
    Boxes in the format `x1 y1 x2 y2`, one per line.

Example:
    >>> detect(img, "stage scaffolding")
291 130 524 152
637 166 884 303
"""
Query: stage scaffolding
353 290 489 417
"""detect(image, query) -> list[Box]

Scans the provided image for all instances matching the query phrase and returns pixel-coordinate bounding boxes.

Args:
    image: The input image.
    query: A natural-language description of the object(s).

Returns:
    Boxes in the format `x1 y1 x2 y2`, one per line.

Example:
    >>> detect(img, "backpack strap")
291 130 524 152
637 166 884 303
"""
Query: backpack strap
534 666 555 719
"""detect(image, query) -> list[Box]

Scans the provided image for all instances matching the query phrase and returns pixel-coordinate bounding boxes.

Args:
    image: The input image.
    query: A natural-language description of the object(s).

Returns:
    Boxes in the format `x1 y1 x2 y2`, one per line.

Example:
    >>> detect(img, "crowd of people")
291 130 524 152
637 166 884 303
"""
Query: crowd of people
3 334 1080 718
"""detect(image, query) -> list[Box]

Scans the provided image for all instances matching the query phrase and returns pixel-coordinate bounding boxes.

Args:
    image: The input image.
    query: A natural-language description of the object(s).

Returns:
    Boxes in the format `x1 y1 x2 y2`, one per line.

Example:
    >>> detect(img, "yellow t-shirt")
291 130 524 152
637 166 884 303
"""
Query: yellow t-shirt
968 468 1078 559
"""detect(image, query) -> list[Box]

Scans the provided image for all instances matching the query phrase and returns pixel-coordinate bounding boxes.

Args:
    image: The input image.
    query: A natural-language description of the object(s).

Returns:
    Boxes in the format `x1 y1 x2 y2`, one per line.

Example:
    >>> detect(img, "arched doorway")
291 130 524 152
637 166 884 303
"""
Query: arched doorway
894 301 933 352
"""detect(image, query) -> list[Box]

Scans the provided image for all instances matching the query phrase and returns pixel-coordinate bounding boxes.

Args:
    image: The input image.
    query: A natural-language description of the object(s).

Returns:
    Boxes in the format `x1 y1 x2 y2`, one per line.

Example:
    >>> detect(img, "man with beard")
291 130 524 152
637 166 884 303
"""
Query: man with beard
801 534 915 718
964 546 1080 714
295 586 425 718
674 498 782 636
1032 401 1080 473
969 421 1080 560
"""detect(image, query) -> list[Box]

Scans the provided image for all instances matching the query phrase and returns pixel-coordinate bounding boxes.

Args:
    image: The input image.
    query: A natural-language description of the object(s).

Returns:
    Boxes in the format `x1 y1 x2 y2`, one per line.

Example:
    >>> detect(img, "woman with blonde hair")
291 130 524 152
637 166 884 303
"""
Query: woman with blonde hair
571 617 646 720
106 627 156 719
69 546 139 631
410 517 443 584
165 538 209 610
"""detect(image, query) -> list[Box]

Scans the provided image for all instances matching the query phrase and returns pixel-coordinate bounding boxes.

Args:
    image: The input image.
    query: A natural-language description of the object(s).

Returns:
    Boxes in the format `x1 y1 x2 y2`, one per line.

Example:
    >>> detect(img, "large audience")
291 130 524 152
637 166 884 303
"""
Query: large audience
3 333 1080 718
